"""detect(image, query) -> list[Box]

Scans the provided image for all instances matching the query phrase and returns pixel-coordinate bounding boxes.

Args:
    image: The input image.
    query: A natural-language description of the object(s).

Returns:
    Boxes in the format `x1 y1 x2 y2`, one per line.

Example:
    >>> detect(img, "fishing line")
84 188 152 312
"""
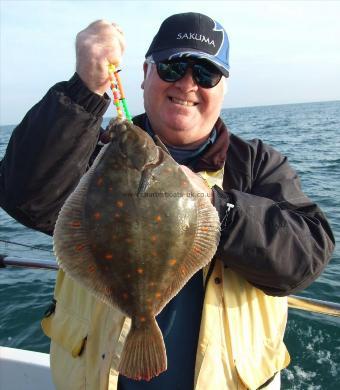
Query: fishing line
0 239 53 253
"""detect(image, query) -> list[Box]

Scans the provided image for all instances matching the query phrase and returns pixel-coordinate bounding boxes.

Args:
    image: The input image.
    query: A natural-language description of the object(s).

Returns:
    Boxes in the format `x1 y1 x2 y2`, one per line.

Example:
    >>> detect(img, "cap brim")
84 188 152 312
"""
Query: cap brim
150 48 230 77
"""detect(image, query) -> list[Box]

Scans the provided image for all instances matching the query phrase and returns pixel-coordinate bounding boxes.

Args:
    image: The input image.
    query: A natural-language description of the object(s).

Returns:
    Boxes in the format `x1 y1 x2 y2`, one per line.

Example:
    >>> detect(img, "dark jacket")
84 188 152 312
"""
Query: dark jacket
0 73 335 297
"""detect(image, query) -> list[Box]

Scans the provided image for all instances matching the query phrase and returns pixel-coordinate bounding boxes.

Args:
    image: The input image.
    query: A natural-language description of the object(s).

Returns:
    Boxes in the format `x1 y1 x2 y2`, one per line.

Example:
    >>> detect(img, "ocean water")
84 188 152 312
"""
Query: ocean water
0 100 339 389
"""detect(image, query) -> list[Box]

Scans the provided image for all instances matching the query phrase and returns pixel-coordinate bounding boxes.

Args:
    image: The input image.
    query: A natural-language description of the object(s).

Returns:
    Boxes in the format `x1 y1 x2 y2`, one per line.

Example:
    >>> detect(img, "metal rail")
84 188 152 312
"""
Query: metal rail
0 255 58 270
1 255 339 317
287 295 340 317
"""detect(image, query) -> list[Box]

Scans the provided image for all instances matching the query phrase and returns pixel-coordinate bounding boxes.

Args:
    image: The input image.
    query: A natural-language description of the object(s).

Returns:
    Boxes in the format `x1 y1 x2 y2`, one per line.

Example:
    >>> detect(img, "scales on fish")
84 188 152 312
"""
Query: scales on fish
53 119 221 381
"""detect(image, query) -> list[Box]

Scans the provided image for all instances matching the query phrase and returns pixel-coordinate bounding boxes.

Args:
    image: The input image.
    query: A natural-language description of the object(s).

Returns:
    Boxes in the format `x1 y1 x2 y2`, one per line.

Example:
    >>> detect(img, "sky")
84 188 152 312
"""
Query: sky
1 0 340 125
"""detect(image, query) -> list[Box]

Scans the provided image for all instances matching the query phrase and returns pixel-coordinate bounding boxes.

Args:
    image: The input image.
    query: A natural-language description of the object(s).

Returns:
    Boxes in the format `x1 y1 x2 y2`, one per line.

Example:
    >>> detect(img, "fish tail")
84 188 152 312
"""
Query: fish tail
118 316 167 381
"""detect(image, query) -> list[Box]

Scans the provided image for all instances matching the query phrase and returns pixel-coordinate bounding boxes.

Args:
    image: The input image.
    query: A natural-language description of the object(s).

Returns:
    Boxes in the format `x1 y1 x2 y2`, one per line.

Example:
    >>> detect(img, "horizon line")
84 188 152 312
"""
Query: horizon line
1 99 339 127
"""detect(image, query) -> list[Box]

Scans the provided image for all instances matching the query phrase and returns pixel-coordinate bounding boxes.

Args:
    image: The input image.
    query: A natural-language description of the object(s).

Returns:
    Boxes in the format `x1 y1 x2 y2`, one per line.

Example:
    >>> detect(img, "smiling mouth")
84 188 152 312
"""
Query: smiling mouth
169 97 198 107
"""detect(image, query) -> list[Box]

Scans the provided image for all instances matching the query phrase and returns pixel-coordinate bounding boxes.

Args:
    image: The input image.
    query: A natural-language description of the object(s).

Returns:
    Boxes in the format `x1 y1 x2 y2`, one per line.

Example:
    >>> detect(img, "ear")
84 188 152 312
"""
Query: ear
141 62 148 90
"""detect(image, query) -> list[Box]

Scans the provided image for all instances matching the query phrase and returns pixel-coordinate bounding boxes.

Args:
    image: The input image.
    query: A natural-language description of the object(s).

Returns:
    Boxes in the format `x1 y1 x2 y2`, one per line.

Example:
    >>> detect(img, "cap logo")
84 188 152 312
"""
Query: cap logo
177 32 215 47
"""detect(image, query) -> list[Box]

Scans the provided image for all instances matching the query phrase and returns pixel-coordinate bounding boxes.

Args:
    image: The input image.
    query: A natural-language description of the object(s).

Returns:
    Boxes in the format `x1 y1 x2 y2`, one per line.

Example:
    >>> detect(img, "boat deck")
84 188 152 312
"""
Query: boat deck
0 346 54 389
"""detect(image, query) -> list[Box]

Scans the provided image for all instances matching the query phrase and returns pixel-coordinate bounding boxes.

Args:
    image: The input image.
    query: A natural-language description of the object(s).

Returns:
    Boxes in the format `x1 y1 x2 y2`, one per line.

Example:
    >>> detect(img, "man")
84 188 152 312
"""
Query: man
0 12 334 390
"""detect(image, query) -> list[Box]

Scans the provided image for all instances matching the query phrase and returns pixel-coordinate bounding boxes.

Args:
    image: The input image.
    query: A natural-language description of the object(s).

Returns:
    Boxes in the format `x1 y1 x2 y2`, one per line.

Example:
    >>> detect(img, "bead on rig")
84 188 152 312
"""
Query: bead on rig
108 64 132 122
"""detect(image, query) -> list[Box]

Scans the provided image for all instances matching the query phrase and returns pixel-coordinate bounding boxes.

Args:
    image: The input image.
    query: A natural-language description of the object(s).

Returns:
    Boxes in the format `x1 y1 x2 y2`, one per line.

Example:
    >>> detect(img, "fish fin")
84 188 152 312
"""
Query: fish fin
54 173 93 282
158 197 221 312
53 159 119 309
118 316 167 381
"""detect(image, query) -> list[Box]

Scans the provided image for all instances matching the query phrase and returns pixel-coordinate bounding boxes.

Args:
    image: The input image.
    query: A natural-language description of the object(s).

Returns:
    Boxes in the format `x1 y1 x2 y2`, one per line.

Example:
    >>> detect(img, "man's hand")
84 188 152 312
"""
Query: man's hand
76 20 126 95
180 166 213 203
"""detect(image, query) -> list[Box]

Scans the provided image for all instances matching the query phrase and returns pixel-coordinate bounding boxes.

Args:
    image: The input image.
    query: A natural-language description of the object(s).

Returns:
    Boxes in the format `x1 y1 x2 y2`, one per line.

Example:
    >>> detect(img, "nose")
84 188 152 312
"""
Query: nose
173 68 198 92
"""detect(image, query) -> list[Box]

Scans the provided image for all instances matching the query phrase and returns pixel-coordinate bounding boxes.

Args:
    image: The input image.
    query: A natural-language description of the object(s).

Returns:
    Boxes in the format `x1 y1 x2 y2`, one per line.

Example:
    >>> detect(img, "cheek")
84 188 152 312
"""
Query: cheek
144 80 168 113
143 83 156 113
200 88 224 116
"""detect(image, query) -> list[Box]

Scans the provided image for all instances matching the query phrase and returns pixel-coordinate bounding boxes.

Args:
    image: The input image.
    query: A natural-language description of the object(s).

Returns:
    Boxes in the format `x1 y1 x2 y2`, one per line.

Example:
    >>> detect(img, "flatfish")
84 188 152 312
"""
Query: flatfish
53 119 220 380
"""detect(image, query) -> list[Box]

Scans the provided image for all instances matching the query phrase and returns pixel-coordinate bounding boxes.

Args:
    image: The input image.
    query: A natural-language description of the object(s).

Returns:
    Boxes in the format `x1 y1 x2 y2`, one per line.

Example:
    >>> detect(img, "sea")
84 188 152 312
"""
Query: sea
0 100 339 389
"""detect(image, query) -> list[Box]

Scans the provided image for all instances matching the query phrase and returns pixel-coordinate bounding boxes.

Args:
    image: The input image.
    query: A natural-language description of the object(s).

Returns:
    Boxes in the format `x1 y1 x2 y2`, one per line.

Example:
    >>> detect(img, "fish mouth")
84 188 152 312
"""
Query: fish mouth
168 96 198 107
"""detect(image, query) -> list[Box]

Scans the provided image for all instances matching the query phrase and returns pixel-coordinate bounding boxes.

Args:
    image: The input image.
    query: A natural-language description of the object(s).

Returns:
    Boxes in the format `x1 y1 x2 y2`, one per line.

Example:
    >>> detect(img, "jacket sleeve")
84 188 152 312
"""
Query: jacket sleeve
0 73 110 235
212 140 335 296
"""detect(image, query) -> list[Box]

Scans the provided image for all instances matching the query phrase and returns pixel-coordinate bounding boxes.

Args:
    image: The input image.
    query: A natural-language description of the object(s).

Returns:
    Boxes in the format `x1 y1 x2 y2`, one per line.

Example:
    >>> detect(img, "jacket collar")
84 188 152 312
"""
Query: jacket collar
133 114 230 173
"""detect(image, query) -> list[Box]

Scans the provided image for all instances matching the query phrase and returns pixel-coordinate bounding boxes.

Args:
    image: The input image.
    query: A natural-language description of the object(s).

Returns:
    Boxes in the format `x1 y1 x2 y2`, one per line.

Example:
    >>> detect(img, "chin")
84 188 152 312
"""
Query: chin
165 113 195 132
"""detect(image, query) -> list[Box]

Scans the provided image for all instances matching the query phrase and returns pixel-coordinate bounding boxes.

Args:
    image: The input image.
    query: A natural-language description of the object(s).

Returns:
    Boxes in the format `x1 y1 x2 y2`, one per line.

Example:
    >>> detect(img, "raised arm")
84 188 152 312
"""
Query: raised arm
0 20 125 235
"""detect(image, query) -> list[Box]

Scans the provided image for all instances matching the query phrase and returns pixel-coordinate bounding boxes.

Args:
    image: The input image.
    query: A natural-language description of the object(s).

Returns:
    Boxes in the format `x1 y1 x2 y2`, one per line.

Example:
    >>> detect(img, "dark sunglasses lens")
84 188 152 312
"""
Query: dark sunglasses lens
156 60 222 88
157 62 187 82
193 62 222 88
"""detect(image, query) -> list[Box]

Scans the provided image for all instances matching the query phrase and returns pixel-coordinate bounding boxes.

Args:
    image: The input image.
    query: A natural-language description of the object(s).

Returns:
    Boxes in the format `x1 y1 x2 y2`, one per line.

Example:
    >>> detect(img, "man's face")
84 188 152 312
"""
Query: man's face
142 61 225 148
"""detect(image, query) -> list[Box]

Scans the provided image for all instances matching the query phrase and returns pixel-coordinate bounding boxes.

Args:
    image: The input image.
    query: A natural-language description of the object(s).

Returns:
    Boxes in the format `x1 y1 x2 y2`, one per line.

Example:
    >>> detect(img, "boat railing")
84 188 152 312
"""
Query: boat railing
1 254 339 317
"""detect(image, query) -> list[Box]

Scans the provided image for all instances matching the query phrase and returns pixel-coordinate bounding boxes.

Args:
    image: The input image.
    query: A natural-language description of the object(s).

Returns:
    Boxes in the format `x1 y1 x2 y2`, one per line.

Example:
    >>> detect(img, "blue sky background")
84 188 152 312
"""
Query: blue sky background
1 0 340 125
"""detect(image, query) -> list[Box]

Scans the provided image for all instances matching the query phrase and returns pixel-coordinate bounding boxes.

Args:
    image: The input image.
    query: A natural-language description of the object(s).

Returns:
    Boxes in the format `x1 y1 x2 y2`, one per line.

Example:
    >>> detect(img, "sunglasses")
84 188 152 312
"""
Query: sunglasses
153 59 225 89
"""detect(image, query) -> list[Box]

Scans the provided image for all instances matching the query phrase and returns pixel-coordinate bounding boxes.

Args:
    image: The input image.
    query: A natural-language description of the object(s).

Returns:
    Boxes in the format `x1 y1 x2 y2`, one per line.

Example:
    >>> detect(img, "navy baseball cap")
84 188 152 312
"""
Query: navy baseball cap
145 12 230 77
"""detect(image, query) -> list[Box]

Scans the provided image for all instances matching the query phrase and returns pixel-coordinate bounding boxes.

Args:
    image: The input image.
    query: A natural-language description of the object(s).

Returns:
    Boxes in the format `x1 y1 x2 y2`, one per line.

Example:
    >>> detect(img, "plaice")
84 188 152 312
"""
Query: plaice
53 118 221 380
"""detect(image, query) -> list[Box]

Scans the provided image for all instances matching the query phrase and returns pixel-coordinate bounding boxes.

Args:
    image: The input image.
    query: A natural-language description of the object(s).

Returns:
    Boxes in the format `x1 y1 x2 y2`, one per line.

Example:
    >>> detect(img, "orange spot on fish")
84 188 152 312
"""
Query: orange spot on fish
75 244 85 251
105 254 113 260
88 265 95 273
93 212 101 220
181 181 188 187
155 215 162 222
193 246 201 253
116 200 124 208
97 177 104 186
168 259 177 266
122 292 129 300
71 221 81 228
137 268 144 274
151 235 157 242
139 316 146 322
155 292 161 299
201 226 209 232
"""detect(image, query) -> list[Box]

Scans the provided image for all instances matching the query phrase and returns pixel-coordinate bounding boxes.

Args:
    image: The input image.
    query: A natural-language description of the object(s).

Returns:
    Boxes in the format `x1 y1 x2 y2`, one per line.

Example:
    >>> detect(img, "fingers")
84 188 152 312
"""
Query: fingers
75 20 126 95
83 20 123 35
